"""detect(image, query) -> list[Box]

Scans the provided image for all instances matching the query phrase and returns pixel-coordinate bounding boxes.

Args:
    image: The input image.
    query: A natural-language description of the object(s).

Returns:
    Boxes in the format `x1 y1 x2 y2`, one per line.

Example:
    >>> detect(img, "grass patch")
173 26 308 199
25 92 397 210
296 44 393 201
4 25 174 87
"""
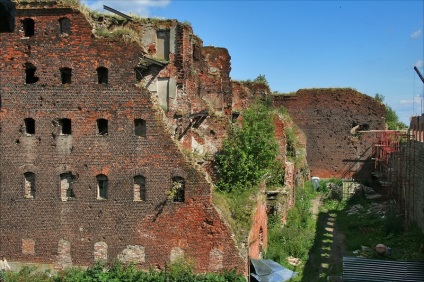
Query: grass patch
5 261 244 281
265 181 318 281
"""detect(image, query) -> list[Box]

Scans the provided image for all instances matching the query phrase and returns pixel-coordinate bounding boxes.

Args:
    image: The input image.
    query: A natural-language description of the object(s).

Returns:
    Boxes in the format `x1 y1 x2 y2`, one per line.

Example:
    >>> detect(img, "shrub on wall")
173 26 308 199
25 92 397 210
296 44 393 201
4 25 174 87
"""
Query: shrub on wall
214 100 283 193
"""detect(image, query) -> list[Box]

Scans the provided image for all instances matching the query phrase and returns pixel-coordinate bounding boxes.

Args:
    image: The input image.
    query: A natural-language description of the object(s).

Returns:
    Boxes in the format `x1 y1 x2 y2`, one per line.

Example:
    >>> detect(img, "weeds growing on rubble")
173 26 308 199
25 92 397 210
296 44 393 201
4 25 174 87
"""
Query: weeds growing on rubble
336 194 424 261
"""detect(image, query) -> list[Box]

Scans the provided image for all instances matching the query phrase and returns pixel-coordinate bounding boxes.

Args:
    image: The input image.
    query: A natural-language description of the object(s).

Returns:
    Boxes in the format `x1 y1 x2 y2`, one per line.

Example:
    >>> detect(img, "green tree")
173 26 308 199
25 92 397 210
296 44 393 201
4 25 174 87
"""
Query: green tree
215 101 282 192
374 93 407 130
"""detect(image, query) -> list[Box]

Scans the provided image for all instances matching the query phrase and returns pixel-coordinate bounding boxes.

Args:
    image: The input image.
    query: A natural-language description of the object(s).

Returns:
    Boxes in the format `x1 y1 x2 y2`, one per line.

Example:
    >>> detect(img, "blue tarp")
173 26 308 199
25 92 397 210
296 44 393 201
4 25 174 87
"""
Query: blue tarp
250 258 298 282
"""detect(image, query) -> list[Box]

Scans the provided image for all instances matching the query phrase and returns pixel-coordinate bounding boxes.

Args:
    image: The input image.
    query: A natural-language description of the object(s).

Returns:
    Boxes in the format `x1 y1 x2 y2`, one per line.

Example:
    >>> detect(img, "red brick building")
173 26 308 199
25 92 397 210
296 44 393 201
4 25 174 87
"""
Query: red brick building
0 2 244 272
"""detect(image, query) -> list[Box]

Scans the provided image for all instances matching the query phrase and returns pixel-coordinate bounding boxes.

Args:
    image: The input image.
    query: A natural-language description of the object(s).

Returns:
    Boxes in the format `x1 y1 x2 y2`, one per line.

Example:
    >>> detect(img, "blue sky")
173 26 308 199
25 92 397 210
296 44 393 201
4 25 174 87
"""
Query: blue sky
83 0 424 124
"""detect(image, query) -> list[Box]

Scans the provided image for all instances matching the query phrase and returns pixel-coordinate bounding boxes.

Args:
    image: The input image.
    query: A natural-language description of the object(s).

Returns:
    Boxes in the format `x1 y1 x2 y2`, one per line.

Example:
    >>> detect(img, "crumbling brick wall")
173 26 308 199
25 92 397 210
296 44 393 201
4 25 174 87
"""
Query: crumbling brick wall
0 5 244 272
273 88 385 180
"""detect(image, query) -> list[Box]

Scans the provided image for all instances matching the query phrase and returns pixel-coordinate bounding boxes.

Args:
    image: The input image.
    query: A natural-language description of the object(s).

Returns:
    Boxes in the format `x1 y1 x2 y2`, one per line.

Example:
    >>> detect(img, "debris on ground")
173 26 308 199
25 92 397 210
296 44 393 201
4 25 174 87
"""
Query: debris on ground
287 256 301 266
360 184 382 199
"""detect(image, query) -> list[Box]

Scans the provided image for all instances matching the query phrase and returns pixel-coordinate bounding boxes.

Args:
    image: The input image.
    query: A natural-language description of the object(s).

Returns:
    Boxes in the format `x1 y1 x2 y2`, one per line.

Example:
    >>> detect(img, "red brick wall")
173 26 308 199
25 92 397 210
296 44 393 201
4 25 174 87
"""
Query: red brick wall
0 6 244 272
248 200 267 259
273 89 385 180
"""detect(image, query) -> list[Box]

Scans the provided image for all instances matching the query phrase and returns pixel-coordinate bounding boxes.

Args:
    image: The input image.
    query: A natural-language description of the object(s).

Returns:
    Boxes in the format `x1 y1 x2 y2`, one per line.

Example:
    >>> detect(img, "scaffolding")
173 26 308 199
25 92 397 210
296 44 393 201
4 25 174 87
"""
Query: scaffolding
372 130 415 220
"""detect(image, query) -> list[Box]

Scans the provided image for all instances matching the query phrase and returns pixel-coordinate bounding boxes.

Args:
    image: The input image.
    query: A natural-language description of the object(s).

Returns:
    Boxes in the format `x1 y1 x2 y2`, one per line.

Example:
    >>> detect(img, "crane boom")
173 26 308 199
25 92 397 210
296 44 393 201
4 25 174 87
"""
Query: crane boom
414 66 424 84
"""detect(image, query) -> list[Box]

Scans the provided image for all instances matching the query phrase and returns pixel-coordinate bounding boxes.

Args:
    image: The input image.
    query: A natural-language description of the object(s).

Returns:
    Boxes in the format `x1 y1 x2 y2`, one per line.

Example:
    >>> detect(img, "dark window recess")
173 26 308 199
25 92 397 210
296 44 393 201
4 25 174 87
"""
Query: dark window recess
59 118 71 135
97 119 108 135
25 63 38 84
134 119 146 137
0 1 15 33
59 17 71 34
60 67 72 84
22 18 34 37
231 112 240 122
24 118 35 135
97 174 108 199
96 67 108 84
134 67 144 82
171 176 185 203
134 175 146 201
192 43 201 61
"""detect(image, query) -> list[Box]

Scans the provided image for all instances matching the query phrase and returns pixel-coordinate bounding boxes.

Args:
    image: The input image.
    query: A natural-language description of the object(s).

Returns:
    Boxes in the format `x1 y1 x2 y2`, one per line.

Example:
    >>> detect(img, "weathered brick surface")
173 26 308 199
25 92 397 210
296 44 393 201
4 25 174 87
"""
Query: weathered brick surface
273 89 385 180
248 200 267 260
0 5 244 273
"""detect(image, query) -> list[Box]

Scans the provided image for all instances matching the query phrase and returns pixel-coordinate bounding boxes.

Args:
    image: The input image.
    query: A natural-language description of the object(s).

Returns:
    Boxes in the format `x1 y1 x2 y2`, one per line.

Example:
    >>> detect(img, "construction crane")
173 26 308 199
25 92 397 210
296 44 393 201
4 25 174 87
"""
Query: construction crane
414 66 424 84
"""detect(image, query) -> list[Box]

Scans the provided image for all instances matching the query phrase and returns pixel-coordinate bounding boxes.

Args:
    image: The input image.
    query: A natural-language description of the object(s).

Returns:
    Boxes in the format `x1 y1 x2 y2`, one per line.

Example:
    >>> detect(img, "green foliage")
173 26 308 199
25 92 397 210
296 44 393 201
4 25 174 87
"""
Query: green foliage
237 74 269 87
266 184 317 264
336 194 424 261
374 93 407 129
214 101 283 192
253 74 269 86
6 260 244 282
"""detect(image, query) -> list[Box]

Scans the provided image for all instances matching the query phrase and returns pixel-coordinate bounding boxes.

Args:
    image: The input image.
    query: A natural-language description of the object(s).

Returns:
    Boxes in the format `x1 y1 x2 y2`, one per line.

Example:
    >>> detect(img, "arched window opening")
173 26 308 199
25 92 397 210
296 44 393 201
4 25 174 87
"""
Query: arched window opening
24 118 35 135
60 67 72 84
171 176 185 203
97 174 108 199
24 172 35 199
59 17 71 35
59 118 71 135
97 119 108 136
25 63 38 84
96 67 108 84
134 175 146 201
22 18 34 37
134 119 146 137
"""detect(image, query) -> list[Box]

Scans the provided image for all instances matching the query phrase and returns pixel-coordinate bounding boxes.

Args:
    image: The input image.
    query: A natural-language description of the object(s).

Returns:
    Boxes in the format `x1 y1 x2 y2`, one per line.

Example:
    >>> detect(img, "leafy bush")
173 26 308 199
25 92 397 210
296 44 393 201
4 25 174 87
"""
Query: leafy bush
214 101 283 192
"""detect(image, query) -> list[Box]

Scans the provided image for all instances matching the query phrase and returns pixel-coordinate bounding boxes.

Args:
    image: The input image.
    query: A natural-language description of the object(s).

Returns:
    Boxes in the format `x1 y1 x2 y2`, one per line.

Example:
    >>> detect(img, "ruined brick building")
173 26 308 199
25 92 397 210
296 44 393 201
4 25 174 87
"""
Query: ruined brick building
0 0 245 272
0 0 396 273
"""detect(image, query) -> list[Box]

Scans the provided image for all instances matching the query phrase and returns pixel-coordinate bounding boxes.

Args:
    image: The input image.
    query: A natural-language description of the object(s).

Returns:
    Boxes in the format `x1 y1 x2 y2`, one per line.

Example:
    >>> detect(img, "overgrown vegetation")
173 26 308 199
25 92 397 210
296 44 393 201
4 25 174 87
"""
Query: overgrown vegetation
335 194 424 261
4 260 245 282
212 95 286 247
265 178 424 281
266 182 317 264
214 100 283 193
235 74 270 87
374 93 407 129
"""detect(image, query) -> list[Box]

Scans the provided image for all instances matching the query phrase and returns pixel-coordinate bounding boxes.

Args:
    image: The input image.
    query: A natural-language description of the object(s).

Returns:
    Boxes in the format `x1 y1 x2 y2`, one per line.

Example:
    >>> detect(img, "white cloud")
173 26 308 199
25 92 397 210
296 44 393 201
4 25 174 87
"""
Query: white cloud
400 95 422 105
415 60 424 68
410 29 422 39
82 0 170 17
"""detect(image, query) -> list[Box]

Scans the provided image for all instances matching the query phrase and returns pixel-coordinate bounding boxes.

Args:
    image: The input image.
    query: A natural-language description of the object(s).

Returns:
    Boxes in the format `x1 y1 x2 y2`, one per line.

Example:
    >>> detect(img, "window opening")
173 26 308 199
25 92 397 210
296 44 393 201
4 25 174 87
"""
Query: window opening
97 174 108 199
24 118 35 135
97 67 108 84
134 67 144 82
192 43 201 61
156 30 170 61
25 63 38 84
59 118 71 135
171 176 185 203
60 67 72 84
231 112 240 122
133 175 146 201
22 18 34 37
59 17 71 35
24 172 35 198
60 173 75 201
134 119 146 137
97 119 108 135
